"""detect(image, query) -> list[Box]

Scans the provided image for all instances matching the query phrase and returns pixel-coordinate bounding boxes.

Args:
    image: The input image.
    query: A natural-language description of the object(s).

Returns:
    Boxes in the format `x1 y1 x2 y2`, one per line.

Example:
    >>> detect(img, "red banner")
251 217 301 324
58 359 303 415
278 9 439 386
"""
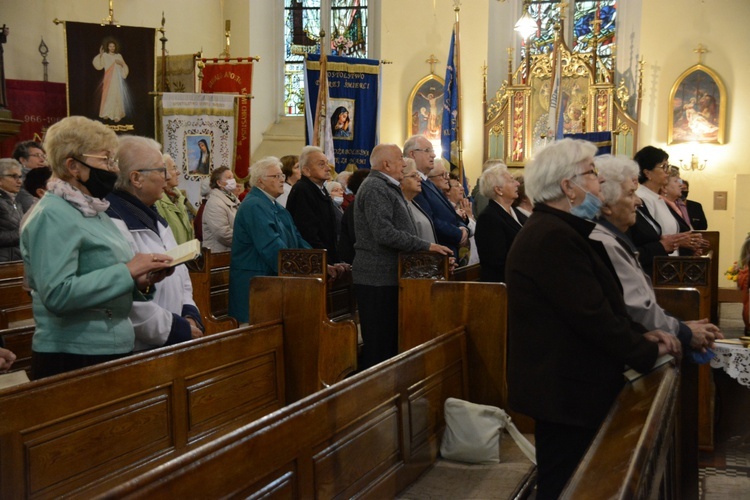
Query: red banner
200 62 253 179
0 80 67 157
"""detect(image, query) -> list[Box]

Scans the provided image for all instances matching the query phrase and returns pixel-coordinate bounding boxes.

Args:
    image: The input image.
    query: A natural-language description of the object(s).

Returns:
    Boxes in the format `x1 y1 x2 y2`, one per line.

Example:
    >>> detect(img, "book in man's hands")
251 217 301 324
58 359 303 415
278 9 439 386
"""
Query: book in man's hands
164 239 201 267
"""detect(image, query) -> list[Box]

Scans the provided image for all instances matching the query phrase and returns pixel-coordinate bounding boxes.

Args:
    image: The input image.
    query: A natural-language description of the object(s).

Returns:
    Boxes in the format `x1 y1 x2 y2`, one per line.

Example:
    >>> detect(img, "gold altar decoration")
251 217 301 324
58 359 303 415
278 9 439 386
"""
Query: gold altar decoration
483 19 640 167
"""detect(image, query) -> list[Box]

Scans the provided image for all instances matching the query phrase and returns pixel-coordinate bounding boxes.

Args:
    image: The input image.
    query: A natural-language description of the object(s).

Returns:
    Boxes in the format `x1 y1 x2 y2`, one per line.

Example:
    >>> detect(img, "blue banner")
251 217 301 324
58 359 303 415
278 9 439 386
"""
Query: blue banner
563 131 612 155
441 28 459 171
305 54 380 172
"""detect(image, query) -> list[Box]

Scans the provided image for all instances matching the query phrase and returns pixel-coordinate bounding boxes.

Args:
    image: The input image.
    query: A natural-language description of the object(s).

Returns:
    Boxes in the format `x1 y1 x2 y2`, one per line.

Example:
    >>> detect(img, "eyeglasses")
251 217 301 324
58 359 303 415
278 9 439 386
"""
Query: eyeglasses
403 173 420 179
28 153 47 160
428 172 450 180
572 167 599 179
655 162 670 172
264 173 286 180
81 153 118 171
412 148 435 154
137 167 169 179
0 174 22 180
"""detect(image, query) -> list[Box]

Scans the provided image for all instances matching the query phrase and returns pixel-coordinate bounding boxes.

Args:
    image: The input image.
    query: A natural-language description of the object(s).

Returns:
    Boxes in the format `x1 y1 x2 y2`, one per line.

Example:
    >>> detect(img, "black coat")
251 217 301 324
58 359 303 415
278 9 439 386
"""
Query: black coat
506 204 658 429
627 205 668 276
686 200 708 230
287 175 340 263
474 200 523 283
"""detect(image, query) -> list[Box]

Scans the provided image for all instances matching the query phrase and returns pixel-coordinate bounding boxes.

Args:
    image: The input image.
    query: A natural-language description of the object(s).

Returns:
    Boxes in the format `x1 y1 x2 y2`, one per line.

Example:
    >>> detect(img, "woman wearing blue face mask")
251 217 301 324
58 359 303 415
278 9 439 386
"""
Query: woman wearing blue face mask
504 138 682 500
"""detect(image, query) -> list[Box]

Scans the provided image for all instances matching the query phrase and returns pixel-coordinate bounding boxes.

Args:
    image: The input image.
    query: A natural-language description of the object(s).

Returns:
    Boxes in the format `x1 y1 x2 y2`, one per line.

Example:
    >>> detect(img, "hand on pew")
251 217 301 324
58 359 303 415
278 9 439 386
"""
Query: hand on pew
685 318 724 352
643 329 682 360
326 263 351 281
186 317 204 339
0 347 16 371
428 243 454 256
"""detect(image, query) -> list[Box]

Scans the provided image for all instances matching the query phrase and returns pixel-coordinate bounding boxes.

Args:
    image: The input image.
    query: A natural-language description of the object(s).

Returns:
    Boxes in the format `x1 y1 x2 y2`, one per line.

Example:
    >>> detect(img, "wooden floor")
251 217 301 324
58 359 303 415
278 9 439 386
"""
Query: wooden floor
699 301 750 499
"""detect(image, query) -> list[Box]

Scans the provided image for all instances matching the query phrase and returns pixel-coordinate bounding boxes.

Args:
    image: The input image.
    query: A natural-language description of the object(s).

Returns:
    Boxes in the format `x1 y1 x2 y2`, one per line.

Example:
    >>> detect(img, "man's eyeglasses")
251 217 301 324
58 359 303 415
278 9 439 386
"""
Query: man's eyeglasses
28 153 47 160
0 174 22 180
572 167 599 179
265 173 286 180
137 166 169 179
412 148 435 154
81 153 119 171
428 172 450 180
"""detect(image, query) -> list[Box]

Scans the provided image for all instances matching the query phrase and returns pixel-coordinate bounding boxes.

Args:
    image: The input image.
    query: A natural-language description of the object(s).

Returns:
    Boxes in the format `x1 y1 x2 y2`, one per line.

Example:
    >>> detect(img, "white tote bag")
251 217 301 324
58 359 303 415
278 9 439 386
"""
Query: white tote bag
440 397 536 465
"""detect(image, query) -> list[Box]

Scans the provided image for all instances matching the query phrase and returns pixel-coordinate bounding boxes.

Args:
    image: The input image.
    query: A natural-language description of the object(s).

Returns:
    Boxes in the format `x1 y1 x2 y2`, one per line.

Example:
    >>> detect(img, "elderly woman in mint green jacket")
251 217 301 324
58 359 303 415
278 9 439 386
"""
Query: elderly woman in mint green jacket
154 153 195 245
20 116 173 379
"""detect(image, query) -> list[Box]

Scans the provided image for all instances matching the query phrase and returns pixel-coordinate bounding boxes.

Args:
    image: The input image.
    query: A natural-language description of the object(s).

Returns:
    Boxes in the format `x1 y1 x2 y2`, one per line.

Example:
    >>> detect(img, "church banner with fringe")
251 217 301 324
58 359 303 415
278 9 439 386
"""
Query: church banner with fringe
161 93 236 209
200 61 253 179
304 54 380 173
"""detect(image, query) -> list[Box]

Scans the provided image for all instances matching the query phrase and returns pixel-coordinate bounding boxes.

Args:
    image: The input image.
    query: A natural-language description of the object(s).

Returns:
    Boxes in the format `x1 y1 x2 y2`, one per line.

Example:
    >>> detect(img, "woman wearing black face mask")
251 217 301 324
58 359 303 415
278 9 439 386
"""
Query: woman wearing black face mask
20 116 174 379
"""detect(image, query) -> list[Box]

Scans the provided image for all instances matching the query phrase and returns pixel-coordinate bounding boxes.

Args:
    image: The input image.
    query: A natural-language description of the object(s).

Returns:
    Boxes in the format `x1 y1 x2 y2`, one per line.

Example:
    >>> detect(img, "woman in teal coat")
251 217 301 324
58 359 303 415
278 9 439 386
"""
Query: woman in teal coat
21 116 172 378
228 157 310 323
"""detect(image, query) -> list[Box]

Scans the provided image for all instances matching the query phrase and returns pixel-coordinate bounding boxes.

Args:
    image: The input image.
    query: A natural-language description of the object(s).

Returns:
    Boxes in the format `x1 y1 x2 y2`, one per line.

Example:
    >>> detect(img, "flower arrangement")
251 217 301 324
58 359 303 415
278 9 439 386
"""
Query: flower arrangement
332 35 353 55
725 261 741 283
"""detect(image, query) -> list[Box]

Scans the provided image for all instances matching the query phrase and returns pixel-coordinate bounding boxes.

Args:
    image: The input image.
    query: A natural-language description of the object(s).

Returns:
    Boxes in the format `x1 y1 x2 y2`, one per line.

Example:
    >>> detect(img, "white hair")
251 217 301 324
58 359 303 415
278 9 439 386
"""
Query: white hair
250 156 283 187
595 154 639 206
479 162 510 198
524 139 598 204
325 181 342 195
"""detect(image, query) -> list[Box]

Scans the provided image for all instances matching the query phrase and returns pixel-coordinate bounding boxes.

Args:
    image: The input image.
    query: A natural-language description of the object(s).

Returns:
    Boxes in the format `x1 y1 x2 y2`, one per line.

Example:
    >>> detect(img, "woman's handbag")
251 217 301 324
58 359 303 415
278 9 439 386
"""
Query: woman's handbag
440 397 536 465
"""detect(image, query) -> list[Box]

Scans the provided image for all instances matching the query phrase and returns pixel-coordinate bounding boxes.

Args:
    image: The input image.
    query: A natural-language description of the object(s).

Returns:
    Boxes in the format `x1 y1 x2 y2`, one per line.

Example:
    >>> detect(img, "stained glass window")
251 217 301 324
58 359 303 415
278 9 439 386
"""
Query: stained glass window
284 0 368 116
573 1 616 69
521 1 616 70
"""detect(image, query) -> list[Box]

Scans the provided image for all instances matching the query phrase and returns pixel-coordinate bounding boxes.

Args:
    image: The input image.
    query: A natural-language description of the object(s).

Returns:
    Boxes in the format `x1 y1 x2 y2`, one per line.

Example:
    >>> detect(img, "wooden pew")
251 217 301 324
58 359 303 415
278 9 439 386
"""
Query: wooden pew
561 361 680 499
652 243 717 452
397 253 482 353
278 248 355 322
0 276 354 499
249 276 358 402
0 324 286 499
0 324 33 374
100 282 537 499
186 247 239 334
0 260 33 329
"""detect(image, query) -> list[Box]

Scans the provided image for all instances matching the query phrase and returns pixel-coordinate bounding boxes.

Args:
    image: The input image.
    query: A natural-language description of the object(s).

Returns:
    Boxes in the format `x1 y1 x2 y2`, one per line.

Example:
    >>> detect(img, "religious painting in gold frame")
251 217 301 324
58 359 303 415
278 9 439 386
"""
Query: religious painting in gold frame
668 64 726 145
406 74 444 143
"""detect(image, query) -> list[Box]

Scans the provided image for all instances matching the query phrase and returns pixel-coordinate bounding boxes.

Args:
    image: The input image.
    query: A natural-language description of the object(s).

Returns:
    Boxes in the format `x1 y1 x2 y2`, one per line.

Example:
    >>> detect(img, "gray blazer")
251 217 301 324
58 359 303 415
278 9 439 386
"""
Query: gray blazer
352 170 431 287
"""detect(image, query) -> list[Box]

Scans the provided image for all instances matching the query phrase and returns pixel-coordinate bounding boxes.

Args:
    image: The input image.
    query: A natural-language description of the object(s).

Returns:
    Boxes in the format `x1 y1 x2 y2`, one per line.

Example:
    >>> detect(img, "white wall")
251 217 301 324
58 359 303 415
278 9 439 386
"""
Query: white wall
0 0 224 84
640 0 750 283
380 0 489 186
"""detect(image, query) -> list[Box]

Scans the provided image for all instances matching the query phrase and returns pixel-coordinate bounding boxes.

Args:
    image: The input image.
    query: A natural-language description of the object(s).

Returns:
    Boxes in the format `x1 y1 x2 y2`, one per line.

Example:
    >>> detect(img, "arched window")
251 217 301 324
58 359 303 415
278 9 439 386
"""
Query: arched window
284 0 369 116
521 0 616 69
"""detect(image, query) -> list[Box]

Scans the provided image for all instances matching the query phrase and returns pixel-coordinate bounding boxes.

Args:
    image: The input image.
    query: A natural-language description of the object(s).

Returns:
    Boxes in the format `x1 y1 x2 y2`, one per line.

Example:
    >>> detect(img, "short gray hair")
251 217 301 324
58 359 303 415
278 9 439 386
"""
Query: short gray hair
525 139 598 204
479 162 510 198
336 170 352 187
115 136 163 190
250 156 283 187
370 143 400 170
325 181 342 195
595 154 639 207
299 145 324 170
403 158 417 176
0 158 22 176
403 135 426 157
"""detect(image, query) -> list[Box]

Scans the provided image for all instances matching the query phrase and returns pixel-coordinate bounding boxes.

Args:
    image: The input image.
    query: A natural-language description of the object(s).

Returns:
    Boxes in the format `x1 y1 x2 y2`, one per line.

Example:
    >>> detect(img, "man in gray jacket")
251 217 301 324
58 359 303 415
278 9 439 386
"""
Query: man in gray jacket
353 143 451 370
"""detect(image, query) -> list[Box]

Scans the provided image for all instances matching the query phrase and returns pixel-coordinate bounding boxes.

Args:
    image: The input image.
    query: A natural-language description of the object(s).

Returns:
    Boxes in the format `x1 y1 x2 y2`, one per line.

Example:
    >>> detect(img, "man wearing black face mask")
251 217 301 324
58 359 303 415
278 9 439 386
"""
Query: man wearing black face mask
681 180 708 230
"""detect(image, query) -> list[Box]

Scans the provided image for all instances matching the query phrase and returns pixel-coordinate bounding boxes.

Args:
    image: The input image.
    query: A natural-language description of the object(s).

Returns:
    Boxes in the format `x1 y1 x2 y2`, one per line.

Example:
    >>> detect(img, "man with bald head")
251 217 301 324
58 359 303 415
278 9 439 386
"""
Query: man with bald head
403 135 467 258
353 143 452 370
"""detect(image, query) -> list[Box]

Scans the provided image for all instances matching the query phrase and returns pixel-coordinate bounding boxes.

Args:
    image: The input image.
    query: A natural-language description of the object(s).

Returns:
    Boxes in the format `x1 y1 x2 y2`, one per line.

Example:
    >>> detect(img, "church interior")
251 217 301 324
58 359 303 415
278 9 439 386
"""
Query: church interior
1 0 750 498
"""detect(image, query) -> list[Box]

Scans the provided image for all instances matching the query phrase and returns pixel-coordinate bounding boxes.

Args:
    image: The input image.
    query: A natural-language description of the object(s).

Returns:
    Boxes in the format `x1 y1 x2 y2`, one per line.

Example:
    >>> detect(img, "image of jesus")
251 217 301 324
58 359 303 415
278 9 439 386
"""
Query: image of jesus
92 40 130 122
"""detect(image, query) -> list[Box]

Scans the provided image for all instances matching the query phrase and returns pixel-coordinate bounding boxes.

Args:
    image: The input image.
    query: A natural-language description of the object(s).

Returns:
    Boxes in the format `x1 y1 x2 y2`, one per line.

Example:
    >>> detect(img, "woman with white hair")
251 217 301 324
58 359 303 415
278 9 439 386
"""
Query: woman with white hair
0 158 25 261
105 136 204 352
589 154 721 359
228 156 311 323
504 139 681 499
473 161 521 282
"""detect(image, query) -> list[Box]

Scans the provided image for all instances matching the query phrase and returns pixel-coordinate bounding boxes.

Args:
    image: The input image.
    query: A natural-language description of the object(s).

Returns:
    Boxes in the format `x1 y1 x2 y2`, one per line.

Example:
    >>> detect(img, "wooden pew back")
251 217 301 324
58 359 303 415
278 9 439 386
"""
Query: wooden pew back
0 324 33 374
103 329 471 499
0 260 33 329
0 324 286 499
278 248 355 321
562 362 680 499
249 276 357 402
186 248 238 334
